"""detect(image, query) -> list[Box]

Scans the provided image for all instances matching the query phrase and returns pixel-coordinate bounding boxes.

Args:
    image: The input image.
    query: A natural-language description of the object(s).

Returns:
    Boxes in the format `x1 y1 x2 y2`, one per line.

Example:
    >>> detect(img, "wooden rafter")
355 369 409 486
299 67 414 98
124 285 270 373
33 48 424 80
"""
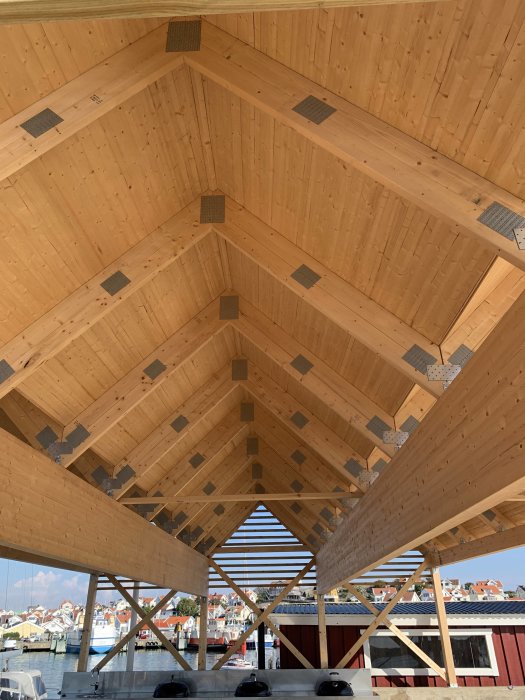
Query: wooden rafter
0 426 208 593
0 0 449 23
113 368 240 497
147 409 250 520
215 199 442 396
190 22 525 270
124 492 351 503
234 299 395 457
59 298 227 467
316 289 525 590
169 444 253 535
243 363 367 488
0 197 208 401
253 406 356 491
0 24 186 180
434 523 525 567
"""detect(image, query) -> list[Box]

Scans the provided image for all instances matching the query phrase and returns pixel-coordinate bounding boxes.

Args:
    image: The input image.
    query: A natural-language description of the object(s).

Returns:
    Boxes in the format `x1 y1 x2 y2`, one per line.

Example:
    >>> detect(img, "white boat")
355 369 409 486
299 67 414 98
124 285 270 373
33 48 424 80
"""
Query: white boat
2 640 18 651
222 654 256 670
0 670 47 700
66 616 117 655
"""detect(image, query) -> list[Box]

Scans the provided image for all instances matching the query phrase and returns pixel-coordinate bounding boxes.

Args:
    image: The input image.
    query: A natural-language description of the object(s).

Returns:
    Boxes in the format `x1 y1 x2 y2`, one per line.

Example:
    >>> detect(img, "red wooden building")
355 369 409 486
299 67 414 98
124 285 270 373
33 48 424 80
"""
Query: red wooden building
272 602 525 688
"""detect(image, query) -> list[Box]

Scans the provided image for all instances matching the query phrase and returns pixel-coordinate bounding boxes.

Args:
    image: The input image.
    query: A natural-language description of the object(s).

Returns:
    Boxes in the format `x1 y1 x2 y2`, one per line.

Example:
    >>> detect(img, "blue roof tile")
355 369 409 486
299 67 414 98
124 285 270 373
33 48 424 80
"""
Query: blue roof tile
273 601 525 616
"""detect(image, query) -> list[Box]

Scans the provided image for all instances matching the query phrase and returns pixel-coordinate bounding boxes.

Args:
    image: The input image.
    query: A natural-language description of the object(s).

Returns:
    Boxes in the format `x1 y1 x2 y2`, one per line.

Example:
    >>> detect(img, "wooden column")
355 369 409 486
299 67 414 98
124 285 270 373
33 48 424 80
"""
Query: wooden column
431 567 457 687
317 594 328 668
125 582 139 672
77 574 98 672
198 596 208 670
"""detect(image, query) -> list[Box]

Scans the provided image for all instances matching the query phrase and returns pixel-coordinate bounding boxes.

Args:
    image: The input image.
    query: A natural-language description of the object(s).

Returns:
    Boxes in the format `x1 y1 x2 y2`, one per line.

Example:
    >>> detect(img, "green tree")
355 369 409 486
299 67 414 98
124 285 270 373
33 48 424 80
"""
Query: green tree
176 598 199 617
464 582 473 590
255 587 272 604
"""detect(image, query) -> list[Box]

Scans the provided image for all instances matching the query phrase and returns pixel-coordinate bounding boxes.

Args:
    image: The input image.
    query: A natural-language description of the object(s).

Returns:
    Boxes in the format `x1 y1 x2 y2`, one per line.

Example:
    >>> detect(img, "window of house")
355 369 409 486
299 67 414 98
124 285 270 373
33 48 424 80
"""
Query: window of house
363 628 498 676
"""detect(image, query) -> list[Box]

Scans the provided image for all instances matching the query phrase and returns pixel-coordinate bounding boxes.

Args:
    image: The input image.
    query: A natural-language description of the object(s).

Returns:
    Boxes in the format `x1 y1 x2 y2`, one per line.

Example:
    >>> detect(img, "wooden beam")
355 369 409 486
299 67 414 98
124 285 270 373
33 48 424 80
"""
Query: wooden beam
244 364 367 489
59 299 226 467
344 581 446 680
317 594 328 669
191 22 525 271
0 198 208 400
108 574 192 670
257 441 346 514
431 567 457 687
0 0 449 23
93 588 176 672
123 491 352 504
216 199 442 396
254 408 356 493
113 368 239 497
212 558 315 669
77 574 98 672
147 410 250 521
316 289 525 591
235 300 394 457
0 24 185 179
442 259 525 361
435 523 525 566
210 560 313 669
170 446 254 534
0 427 208 594
335 561 427 668
198 596 208 671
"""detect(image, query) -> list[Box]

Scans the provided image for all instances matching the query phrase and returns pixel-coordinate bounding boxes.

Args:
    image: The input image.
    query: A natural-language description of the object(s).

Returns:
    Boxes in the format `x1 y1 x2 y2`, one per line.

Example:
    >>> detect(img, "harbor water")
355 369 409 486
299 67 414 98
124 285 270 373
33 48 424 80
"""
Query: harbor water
5 648 280 696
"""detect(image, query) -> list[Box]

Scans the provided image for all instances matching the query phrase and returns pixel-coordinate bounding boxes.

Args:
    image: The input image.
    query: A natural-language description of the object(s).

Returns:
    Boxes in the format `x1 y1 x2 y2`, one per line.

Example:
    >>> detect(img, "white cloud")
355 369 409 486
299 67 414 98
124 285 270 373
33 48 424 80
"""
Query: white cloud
6 567 90 610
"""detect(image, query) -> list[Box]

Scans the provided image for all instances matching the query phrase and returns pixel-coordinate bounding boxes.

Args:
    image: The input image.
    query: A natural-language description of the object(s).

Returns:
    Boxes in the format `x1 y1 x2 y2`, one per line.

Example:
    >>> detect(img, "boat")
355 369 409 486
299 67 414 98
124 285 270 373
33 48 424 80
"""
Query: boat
0 669 48 700
222 654 256 670
246 632 275 650
66 616 117 654
187 636 228 653
2 640 18 651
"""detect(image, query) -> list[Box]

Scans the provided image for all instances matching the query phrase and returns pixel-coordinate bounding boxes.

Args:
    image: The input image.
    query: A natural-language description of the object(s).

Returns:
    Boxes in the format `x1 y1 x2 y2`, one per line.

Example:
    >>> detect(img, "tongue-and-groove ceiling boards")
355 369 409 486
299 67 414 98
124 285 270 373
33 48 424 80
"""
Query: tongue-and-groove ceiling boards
0 0 524 592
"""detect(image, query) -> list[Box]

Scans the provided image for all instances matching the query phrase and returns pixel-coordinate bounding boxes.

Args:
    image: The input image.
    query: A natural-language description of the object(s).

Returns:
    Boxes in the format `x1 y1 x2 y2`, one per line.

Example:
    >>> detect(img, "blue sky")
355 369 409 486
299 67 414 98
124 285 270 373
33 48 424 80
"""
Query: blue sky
0 547 523 611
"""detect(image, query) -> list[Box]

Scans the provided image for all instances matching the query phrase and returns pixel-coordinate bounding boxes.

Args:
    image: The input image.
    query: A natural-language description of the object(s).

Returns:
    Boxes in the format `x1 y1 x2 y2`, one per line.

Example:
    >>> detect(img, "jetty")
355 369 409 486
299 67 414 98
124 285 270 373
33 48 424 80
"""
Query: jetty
0 0 524 696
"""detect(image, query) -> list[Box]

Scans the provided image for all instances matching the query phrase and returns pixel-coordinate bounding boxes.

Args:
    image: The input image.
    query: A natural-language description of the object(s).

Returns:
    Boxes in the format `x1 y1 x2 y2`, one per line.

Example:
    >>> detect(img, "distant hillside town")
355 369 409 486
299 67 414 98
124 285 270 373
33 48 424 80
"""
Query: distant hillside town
0 577 524 643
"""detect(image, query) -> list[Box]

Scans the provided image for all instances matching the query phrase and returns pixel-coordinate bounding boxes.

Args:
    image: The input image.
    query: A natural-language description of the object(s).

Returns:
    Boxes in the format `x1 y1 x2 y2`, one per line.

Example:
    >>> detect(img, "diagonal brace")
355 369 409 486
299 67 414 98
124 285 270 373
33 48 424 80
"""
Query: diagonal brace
93 587 177 671
107 574 191 670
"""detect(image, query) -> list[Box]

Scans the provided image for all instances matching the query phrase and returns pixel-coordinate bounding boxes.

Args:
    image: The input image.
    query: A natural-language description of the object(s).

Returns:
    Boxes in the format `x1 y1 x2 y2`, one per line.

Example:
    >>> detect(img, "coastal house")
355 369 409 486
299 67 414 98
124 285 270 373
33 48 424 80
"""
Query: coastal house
420 588 436 603
469 584 505 602
371 588 397 604
155 615 195 635
271 601 525 688
0 620 46 639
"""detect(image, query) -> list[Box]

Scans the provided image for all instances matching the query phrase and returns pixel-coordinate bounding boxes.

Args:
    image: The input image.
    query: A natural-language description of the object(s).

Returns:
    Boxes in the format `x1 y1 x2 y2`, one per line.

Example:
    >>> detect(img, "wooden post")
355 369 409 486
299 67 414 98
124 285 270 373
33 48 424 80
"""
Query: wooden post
431 567 458 687
317 594 328 669
77 574 98 672
125 582 139 672
198 595 208 670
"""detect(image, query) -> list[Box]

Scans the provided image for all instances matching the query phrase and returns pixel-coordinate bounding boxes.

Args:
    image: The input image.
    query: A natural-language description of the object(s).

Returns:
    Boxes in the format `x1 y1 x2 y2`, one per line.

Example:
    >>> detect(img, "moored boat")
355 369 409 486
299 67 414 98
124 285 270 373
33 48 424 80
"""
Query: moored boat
222 654 256 670
66 616 117 654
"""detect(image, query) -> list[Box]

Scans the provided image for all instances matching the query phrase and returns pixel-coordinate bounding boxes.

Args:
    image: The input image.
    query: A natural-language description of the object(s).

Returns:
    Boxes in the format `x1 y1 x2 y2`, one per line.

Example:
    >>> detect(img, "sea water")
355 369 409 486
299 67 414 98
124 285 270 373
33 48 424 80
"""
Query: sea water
5 648 280 696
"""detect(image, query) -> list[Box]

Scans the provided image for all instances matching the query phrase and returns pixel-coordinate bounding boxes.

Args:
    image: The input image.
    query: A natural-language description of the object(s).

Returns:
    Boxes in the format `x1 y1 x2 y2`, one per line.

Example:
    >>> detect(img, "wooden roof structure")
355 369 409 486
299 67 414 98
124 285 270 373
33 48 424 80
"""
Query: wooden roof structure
0 0 524 596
